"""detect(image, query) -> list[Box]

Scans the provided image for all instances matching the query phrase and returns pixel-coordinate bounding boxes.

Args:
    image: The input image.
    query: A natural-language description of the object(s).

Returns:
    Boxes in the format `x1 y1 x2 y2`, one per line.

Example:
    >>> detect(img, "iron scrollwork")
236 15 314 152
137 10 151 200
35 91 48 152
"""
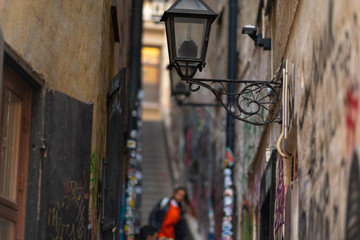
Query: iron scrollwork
183 77 282 126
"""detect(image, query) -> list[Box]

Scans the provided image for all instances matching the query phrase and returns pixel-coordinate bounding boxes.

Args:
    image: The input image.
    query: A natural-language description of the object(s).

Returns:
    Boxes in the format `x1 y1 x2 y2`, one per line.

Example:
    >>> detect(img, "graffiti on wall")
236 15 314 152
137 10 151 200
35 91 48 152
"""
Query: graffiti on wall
239 123 260 200
299 0 360 166
297 171 332 240
90 152 99 238
274 157 285 237
345 88 359 157
308 172 330 240
299 0 339 181
43 90 93 240
90 152 99 209
185 128 192 169
240 199 253 240
183 107 219 237
47 175 89 240
213 158 224 240
241 123 259 165
296 0 360 238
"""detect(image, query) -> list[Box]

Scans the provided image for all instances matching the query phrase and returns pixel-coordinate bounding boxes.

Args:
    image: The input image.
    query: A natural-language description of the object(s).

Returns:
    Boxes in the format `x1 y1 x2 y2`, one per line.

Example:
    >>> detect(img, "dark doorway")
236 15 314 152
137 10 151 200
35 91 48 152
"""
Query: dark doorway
260 150 277 240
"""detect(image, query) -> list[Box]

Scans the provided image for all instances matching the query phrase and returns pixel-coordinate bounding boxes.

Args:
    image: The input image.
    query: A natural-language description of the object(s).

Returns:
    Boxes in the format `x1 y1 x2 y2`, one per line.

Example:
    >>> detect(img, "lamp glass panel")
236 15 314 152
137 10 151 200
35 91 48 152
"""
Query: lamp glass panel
174 17 206 59
174 0 207 10
165 18 174 61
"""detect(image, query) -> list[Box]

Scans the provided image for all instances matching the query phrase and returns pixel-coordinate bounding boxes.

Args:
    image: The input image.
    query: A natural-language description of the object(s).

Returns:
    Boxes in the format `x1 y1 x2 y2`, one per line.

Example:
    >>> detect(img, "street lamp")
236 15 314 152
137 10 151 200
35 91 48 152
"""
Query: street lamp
160 0 217 78
161 0 282 126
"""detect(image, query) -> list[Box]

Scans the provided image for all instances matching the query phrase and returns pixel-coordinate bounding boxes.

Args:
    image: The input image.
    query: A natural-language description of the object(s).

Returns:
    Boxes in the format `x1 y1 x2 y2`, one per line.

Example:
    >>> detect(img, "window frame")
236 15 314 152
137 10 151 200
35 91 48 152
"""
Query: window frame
141 45 162 105
0 63 32 240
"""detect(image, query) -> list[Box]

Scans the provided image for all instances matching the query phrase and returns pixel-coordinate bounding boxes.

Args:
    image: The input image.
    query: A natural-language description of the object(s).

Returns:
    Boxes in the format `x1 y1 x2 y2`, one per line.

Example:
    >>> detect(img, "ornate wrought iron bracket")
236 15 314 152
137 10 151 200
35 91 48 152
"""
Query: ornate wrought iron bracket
182 77 282 126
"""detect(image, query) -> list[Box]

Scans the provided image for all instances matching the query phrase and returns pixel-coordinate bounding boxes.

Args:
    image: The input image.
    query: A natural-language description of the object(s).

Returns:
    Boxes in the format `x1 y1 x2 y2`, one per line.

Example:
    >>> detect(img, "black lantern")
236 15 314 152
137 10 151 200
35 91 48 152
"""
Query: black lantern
161 0 282 126
161 0 217 78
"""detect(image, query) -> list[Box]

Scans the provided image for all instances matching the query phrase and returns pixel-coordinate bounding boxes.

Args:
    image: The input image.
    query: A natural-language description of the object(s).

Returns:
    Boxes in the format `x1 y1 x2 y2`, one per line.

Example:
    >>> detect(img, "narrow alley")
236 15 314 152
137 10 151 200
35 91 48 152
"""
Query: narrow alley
1 0 360 240
141 120 172 226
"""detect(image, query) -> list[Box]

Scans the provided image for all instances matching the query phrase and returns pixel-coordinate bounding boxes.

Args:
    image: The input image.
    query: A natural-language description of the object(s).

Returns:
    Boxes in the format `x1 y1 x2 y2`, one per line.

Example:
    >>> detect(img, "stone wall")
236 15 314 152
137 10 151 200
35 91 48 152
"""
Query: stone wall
0 1 132 238
236 0 360 239
0 0 131 154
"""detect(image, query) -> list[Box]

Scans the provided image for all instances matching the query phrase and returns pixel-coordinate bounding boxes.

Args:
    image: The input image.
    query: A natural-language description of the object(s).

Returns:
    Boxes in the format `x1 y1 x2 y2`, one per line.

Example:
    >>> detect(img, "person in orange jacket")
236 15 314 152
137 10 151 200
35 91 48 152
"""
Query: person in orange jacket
149 187 191 240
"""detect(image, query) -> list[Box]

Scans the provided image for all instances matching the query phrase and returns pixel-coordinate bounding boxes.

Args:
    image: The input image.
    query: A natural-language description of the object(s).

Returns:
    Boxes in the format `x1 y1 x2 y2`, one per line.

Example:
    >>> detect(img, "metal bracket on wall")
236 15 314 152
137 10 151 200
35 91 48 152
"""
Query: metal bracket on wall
183 78 282 125
242 25 271 50
181 62 283 126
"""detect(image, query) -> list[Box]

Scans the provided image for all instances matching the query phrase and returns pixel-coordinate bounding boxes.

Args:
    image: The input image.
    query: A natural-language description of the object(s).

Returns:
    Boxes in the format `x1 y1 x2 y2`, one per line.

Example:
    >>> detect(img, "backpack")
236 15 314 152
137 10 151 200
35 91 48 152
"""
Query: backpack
149 197 170 230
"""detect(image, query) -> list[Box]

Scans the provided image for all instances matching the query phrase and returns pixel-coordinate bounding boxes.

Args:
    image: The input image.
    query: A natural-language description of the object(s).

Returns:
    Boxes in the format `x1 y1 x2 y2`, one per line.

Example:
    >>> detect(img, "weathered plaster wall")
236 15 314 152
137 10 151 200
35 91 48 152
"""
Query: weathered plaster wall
283 0 360 238
0 29 3 88
237 0 360 239
0 0 128 155
233 1 276 239
0 1 132 238
205 1 230 237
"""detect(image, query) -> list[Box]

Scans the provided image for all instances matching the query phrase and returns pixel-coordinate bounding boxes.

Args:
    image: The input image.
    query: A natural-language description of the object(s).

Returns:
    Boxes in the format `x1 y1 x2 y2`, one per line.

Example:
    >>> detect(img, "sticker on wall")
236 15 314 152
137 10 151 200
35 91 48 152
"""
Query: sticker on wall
127 139 137 149
224 168 232 176
124 117 143 239
225 147 234 167
224 188 233 197
222 148 235 240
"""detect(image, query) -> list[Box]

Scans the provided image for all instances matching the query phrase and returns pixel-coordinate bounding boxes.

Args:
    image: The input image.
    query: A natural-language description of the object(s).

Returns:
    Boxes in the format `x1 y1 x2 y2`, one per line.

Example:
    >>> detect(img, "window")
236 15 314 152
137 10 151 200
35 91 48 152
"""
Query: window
0 64 32 240
142 46 161 105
